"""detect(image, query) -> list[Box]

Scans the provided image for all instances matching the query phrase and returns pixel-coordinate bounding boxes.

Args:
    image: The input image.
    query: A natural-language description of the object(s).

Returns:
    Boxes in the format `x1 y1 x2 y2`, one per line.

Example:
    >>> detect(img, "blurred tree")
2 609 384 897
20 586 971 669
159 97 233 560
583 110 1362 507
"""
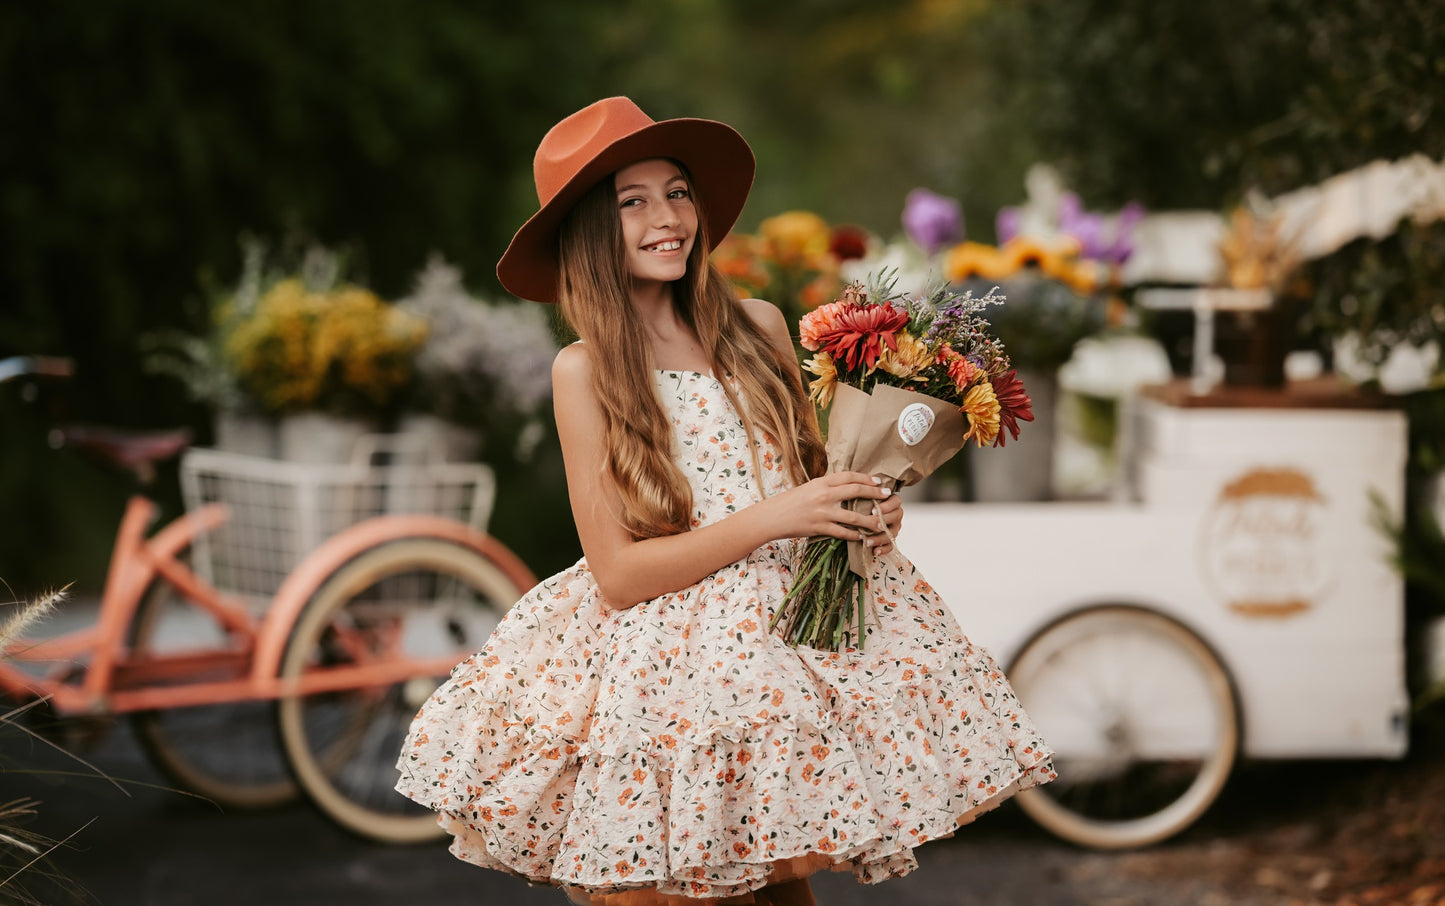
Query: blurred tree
599 0 1036 242
0 0 612 588
982 0 1443 208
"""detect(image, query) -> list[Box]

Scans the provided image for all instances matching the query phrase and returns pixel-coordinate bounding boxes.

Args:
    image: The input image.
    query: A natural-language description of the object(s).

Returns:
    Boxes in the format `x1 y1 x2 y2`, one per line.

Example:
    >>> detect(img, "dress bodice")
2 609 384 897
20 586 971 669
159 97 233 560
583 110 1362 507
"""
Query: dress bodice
653 369 794 529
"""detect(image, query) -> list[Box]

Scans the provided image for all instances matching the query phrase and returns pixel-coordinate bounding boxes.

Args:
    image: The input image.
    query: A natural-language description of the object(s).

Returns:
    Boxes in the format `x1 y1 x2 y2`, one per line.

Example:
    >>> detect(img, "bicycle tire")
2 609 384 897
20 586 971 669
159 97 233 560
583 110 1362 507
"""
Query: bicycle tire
274 535 524 843
128 567 300 809
1008 605 1240 849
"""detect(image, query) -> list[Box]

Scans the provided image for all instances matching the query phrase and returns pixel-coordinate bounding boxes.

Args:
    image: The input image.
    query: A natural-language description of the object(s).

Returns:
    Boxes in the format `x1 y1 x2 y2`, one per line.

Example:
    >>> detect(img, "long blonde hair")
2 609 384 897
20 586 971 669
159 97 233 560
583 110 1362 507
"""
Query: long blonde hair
556 164 825 540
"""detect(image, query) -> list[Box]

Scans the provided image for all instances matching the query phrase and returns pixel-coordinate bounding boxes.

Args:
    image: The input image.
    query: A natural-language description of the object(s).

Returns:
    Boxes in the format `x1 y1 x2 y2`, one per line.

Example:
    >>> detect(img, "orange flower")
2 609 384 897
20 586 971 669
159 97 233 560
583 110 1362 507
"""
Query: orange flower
799 301 846 352
712 234 769 295
944 348 981 391
759 210 831 268
960 380 1001 448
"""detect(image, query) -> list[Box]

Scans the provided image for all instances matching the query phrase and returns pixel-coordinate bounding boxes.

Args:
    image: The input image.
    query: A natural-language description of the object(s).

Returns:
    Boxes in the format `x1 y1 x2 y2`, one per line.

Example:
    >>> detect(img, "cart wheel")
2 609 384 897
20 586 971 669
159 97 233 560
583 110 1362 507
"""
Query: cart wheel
129 571 299 809
274 536 524 843
1008 605 1240 849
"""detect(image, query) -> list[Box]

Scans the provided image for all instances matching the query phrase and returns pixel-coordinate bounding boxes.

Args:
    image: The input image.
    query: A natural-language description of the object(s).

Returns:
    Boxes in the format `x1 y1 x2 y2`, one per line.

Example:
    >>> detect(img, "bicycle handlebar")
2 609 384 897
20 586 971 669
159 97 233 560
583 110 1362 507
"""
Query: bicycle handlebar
0 356 75 384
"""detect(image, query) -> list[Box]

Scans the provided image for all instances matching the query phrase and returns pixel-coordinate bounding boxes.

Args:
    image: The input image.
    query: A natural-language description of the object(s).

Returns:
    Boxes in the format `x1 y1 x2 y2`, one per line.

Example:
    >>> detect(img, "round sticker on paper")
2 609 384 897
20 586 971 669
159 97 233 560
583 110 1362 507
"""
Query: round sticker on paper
896 403 936 446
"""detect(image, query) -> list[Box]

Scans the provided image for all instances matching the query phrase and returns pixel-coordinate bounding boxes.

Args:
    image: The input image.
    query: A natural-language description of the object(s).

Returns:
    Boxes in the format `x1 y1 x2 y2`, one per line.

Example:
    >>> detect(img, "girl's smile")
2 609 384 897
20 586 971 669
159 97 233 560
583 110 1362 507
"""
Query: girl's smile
615 158 698 288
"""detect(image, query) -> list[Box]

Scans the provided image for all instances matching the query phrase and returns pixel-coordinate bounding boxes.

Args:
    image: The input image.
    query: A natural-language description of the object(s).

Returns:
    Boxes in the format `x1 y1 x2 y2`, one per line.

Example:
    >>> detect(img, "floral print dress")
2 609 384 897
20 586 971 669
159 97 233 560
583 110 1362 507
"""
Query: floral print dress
396 369 1055 903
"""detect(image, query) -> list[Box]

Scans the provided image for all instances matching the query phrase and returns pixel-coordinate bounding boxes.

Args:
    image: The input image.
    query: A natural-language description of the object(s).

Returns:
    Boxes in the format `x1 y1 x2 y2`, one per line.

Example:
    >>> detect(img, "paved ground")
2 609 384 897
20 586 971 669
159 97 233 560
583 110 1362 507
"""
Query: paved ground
3 598 1440 905
12 710 1433 906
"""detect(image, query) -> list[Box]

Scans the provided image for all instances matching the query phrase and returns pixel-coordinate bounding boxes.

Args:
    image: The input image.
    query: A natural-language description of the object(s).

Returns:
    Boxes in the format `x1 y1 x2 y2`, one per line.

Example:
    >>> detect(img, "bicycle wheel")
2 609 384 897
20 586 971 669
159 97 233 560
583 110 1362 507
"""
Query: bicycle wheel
1008 605 1239 849
274 536 523 843
128 570 299 809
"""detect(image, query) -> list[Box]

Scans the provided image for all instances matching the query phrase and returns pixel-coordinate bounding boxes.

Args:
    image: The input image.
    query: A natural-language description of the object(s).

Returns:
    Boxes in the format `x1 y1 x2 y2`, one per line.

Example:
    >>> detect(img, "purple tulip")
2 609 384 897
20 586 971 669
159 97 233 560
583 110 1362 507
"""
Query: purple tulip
995 206 1021 245
1067 212 1108 260
1057 191 1083 226
902 188 963 254
1102 201 1145 265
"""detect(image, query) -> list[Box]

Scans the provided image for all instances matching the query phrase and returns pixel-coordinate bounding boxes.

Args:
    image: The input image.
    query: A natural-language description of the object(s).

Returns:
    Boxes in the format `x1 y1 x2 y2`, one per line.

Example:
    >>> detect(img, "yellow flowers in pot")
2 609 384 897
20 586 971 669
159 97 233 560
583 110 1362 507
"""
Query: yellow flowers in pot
222 270 428 418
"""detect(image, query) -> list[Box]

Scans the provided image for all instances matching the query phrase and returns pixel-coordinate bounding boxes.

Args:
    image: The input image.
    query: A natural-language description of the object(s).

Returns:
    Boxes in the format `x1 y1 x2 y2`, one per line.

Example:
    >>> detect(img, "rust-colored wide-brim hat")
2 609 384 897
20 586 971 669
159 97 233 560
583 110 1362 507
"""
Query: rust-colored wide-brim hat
496 96 755 304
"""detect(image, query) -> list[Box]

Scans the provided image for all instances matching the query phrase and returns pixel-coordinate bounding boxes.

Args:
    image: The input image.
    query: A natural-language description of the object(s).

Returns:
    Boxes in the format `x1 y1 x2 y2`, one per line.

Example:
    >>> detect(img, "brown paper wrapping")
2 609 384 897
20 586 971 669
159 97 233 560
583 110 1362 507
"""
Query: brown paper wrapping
824 383 966 578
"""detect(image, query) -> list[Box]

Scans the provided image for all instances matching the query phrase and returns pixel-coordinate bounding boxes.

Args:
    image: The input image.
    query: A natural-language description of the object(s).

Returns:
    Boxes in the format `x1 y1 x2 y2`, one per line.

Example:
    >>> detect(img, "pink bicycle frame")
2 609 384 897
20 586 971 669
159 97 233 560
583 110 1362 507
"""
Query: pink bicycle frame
1 497 535 717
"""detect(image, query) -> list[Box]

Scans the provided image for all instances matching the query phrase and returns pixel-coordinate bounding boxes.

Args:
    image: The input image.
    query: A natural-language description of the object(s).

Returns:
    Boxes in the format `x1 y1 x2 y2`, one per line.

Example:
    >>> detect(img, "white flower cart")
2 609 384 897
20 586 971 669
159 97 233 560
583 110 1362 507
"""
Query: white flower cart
900 379 1410 849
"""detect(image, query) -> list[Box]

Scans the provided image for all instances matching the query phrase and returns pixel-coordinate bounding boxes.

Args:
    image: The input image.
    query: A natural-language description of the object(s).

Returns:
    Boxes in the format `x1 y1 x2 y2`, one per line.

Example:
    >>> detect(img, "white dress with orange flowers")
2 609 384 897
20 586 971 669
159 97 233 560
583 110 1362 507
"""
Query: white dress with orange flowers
396 369 1055 902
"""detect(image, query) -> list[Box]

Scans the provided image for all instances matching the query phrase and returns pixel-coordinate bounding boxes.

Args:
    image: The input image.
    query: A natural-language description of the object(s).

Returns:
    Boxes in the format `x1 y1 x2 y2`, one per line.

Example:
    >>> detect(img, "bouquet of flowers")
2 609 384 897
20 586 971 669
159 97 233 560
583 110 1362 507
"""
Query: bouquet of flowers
772 272 1034 650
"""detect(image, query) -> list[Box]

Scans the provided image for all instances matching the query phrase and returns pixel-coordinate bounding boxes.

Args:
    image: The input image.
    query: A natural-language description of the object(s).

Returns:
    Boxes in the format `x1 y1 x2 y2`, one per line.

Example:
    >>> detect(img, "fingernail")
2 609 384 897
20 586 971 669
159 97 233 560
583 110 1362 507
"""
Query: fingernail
872 476 882 485
880 487 891 497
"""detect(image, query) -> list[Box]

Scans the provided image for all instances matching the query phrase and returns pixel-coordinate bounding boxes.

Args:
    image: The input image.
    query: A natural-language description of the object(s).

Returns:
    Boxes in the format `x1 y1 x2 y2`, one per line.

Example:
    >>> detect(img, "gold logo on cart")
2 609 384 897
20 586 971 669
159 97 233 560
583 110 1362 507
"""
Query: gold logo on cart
1200 468 1329 619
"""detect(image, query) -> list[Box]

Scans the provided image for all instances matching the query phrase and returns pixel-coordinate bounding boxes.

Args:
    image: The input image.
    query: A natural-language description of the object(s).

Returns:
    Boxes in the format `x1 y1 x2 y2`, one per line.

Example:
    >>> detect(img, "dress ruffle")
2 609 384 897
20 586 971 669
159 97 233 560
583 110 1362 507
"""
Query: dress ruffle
396 370 1054 900
397 545 1054 899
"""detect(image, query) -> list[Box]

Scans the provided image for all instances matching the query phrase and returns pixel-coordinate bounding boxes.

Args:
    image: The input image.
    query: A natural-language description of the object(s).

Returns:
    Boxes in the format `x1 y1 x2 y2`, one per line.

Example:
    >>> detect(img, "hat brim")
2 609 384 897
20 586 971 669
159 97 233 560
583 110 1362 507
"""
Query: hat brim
496 118 755 304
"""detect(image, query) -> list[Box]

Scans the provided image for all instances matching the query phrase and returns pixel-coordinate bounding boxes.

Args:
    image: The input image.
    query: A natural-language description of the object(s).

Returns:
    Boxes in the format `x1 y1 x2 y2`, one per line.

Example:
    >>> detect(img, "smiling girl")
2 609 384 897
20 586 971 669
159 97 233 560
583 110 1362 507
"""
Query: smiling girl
397 97 1054 906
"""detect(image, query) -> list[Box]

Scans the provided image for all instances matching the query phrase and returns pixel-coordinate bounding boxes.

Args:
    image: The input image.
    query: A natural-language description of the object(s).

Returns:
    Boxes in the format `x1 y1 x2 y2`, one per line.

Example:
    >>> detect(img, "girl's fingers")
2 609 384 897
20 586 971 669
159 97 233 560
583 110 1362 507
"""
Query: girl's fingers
828 472 890 498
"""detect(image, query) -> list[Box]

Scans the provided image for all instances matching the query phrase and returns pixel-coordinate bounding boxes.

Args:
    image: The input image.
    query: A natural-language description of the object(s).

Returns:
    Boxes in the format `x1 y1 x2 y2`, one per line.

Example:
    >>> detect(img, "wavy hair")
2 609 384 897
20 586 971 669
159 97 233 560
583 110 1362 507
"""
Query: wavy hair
556 163 825 540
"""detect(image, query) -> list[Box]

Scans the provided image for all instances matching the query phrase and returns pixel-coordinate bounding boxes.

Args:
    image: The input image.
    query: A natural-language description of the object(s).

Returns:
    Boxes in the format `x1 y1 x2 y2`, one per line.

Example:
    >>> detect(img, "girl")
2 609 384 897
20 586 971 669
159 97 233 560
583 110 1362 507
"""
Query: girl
397 97 1054 906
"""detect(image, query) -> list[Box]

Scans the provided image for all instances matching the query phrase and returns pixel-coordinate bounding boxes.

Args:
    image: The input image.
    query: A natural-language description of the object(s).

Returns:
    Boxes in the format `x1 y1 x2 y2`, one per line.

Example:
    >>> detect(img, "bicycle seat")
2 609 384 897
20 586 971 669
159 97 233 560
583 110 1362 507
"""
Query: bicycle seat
59 425 193 485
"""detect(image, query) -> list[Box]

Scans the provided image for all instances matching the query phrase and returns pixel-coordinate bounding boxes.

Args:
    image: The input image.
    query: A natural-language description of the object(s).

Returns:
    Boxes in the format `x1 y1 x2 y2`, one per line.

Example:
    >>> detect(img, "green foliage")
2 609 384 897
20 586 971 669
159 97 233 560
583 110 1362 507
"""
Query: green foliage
4 0 1441 593
1300 221 1445 368
0 0 610 587
982 0 1444 208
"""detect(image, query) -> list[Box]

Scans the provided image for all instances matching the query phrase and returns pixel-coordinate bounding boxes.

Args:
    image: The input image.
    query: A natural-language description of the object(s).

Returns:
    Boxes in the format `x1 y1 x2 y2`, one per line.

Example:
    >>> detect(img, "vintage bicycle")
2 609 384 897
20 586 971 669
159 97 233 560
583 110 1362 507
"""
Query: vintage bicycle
0 355 537 843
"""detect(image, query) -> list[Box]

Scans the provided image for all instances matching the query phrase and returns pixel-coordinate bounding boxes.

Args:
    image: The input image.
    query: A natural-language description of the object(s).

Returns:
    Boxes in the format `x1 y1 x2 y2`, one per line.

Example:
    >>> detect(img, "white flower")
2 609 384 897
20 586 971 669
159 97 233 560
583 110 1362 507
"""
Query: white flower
399 255 558 423
1058 334 1173 398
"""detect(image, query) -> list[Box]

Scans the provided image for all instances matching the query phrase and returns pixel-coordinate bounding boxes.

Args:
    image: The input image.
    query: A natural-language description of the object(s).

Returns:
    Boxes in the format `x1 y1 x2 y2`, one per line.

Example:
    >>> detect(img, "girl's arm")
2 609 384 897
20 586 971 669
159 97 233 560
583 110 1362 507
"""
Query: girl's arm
552 342 891 610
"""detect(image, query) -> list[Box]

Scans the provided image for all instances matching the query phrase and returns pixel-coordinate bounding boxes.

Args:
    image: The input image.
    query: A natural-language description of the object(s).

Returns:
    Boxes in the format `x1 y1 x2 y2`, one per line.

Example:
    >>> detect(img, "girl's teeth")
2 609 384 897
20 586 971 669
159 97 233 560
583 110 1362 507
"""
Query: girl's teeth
649 240 681 252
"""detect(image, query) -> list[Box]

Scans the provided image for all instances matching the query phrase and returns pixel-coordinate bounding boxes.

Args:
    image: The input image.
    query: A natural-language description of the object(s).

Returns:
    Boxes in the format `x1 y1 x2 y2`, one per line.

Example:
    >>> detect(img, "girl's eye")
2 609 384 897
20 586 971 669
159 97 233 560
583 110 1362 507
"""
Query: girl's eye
619 197 642 209
668 188 691 201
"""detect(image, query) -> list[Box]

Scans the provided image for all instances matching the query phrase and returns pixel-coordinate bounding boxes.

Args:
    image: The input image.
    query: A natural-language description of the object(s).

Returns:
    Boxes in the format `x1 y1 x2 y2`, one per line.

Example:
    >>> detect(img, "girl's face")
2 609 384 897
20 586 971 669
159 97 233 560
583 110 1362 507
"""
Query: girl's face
614 158 698 290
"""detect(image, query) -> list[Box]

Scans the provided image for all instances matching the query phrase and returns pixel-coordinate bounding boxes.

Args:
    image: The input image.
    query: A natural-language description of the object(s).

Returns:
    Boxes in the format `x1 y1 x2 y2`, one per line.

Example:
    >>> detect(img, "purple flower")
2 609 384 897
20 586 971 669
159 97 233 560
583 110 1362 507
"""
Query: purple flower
1102 201 1146 265
902 188 963 254
995 206 1021 245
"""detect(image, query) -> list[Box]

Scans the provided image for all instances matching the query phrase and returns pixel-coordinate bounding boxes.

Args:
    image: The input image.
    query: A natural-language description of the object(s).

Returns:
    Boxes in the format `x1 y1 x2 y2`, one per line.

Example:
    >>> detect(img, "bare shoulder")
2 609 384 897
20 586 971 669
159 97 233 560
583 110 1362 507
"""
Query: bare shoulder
738 298 794 359
552 341 594 387
739 297 787 334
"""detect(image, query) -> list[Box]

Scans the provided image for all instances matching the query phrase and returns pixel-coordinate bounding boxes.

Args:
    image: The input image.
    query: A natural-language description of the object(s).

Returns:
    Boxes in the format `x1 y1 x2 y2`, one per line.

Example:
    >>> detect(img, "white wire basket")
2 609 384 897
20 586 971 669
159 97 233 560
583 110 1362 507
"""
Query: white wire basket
179 434 495 604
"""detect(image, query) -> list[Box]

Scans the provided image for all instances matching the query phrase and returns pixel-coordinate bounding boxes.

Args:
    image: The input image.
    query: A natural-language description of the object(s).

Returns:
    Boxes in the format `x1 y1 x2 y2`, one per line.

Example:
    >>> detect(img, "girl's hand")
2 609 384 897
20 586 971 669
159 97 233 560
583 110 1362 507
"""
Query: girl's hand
867 491 904 557
766 471 894 543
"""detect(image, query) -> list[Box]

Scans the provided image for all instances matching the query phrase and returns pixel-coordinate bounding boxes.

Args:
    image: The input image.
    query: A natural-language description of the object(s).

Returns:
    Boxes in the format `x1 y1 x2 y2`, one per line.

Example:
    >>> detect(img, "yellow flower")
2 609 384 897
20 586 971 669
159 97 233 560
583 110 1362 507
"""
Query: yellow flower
960 379 1001 448
803 351 838 409
877 330 932 381
760 211 831 268
223 277 427 415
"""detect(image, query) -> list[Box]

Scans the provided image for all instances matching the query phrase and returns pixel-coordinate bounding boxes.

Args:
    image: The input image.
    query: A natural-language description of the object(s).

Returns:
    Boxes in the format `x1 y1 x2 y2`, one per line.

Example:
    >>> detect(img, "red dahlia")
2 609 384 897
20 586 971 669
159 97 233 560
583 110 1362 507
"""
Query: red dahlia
814 303 909 372
989 369 1035 447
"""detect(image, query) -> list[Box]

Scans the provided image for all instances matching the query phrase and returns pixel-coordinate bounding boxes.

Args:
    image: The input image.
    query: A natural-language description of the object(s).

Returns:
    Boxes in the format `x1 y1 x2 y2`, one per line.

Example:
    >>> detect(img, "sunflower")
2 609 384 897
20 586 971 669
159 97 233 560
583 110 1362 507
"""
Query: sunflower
960 379 1002 448
803 352 838 408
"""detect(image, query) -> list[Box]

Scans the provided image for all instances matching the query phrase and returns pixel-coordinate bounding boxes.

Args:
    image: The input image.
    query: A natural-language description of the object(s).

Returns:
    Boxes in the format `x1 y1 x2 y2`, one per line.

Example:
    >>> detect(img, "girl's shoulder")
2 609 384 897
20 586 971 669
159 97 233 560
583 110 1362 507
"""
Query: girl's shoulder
736 298 794 363
552 341 594 387
737 297 784 330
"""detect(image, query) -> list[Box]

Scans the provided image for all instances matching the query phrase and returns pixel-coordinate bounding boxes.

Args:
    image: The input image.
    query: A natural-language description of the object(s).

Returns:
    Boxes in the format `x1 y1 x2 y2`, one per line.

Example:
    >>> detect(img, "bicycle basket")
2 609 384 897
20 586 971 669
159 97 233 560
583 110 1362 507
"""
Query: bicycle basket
179 434 495 605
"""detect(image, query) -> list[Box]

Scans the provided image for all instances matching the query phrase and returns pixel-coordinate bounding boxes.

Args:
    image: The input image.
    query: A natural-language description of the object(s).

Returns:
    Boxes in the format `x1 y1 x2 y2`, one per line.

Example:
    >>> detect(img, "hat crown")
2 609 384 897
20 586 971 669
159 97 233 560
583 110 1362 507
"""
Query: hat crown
534 97 654 205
